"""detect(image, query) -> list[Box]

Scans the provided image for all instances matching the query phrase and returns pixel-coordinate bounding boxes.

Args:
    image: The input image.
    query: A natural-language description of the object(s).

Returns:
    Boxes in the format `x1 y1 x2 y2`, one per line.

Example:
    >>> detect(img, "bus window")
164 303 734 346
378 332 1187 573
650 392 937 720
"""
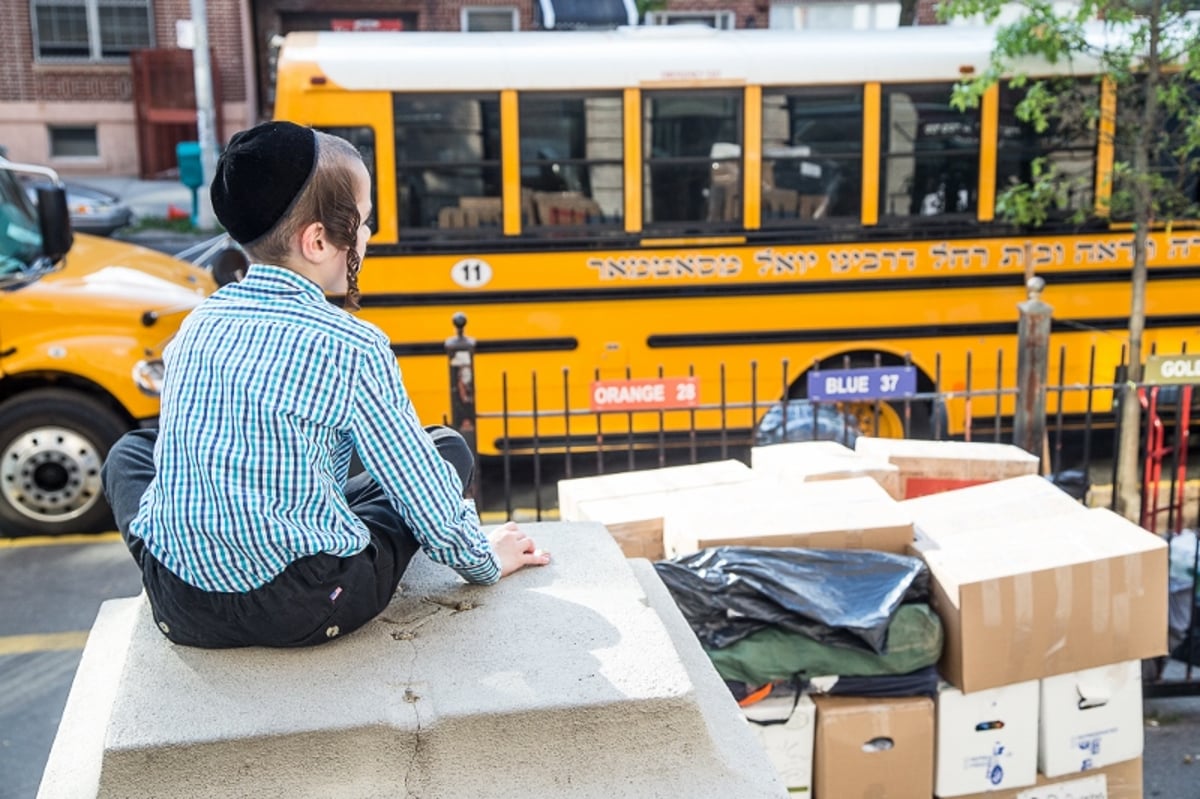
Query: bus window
882 83 980 218
393 95 501 236
998 81 1097 216
519 93 624 231
1112 80 1199 221
762 87 863 222
315 126 378 234
643 90 742 228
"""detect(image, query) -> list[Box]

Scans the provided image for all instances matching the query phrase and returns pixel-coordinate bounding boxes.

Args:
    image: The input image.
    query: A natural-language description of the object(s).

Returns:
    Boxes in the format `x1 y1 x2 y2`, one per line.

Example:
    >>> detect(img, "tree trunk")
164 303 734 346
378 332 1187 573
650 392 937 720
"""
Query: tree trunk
1113 0 1162 522
1115 230 1150 521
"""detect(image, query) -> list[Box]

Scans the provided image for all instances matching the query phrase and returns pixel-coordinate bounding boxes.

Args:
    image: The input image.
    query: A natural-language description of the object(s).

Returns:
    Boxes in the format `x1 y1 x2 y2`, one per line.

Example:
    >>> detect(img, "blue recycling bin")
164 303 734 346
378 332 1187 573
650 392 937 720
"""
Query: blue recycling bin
176 141 203 225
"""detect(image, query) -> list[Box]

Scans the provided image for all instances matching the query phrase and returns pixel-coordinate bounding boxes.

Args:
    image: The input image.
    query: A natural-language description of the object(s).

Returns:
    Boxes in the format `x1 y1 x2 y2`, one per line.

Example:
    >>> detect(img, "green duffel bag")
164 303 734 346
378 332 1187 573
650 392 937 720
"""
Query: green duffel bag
706 603 943 686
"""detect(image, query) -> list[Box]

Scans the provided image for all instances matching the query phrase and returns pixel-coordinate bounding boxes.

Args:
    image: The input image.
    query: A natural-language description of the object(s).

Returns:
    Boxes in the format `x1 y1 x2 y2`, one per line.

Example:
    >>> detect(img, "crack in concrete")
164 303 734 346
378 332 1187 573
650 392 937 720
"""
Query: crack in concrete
396 603 439 798
384 593 483 796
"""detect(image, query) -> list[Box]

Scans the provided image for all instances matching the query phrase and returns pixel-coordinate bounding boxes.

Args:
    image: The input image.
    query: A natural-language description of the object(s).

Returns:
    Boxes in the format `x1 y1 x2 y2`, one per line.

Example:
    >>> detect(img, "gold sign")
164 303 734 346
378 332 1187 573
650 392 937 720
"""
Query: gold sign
1144 354 1200 385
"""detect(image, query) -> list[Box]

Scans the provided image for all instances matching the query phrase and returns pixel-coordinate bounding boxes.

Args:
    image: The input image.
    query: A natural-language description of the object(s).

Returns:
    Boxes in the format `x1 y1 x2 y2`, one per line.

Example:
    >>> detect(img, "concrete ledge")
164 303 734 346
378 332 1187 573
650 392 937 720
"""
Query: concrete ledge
39 522 786 798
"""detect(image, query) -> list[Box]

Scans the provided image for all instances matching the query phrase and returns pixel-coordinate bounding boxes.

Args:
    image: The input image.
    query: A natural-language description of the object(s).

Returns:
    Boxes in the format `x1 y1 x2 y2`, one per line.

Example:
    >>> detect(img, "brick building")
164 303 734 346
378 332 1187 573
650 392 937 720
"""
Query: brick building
0 0 937 178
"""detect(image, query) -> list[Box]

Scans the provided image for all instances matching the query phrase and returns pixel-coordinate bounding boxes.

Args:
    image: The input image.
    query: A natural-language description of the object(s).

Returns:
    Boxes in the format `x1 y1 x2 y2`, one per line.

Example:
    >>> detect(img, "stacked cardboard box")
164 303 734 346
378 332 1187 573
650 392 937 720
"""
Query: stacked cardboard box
903 477 1166 798
558 455 912 562
663 476 913 558
556 460 755 559
956 757 1143 799
855 437 1039 499
560 445 1165 797
812 695 935 798
750 439 903 500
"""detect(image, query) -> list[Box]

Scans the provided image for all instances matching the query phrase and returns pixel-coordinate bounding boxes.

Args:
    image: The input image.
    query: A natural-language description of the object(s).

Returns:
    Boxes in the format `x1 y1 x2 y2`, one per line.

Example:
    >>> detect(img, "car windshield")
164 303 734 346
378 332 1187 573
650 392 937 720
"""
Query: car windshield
0 169 43 276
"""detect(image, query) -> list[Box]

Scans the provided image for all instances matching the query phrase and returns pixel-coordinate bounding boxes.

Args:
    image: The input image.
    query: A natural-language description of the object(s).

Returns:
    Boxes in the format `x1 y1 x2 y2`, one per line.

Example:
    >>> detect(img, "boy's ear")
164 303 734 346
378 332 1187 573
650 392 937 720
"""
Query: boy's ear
298 221 327 262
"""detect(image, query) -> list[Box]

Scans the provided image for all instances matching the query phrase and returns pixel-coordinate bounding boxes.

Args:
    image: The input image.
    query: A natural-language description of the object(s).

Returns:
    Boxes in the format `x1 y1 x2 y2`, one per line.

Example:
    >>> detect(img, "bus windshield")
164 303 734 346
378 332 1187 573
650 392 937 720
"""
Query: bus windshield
0 168 43 276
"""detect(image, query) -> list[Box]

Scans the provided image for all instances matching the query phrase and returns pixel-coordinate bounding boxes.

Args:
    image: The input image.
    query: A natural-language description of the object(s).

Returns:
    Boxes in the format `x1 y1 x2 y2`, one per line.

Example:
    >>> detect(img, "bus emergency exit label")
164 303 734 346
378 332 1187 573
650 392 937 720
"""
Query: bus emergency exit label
807 366 916 401
590 377 700 412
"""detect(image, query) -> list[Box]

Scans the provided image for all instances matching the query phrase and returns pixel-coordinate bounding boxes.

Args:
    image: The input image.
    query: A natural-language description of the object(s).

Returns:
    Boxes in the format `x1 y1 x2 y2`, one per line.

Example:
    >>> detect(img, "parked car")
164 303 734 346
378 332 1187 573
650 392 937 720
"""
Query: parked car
20 176 132 236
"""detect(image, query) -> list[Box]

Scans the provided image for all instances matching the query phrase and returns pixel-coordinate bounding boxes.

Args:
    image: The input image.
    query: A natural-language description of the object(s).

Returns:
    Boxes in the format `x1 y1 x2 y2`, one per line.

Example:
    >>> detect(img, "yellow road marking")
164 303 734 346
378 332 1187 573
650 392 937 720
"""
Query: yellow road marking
0 631 89 656
0 532 121 548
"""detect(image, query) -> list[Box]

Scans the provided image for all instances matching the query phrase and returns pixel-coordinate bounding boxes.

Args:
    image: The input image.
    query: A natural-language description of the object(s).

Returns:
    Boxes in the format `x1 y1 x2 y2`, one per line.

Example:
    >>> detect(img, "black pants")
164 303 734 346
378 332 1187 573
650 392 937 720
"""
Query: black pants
101 426 474 648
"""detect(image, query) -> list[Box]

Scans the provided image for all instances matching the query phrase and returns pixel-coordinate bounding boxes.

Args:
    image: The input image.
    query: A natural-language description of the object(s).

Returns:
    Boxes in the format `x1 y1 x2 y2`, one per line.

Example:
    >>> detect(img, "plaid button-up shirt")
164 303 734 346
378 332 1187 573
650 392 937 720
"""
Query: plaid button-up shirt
129 264 499 592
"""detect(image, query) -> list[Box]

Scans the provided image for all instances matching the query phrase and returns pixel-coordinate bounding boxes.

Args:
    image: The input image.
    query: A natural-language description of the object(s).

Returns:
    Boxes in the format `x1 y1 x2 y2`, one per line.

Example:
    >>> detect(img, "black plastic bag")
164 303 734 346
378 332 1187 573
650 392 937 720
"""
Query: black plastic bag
654 546 929 654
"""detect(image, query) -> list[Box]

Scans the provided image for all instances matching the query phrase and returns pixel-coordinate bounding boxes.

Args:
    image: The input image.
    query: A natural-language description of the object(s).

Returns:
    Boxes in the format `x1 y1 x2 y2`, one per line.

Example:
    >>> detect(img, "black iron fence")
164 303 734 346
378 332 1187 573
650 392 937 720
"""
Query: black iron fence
442 312 1200 696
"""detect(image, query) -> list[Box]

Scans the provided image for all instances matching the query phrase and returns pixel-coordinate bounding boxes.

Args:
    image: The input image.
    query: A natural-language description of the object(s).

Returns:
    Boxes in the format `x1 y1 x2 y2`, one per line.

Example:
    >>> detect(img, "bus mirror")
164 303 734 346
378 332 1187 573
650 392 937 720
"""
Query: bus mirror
210 246 249 286
35 185 73 263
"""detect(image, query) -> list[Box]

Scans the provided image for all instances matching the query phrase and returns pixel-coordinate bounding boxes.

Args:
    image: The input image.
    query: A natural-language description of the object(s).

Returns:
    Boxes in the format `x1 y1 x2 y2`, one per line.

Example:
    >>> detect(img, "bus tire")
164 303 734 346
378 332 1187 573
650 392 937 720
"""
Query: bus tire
0 389 127 537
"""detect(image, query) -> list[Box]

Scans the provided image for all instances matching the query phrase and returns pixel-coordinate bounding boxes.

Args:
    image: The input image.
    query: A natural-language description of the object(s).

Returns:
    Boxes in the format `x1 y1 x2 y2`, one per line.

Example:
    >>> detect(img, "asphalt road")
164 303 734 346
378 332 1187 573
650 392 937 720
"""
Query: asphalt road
0 535 141 799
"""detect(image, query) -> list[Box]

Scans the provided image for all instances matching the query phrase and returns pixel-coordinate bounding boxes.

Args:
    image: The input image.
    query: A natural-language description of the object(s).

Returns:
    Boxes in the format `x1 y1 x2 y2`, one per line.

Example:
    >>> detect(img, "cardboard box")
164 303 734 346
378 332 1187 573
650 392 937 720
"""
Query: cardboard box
751 440 903 500
742 692 816 794
1039 661 1144 777
575 480 778 561
913 508 1167 693
813 695 934 798
935 679 1039 797
902 475 1085 541
573 493 669 560
662 477 914 558
854 437 1039 499
955 756 1142 799
556 459 753 521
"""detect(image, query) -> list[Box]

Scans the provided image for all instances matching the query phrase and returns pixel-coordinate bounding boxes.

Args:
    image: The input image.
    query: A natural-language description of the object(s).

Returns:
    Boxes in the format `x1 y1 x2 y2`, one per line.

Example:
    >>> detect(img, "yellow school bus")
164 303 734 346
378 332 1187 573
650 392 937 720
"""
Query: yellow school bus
272 24 1199 455
0 158 214 536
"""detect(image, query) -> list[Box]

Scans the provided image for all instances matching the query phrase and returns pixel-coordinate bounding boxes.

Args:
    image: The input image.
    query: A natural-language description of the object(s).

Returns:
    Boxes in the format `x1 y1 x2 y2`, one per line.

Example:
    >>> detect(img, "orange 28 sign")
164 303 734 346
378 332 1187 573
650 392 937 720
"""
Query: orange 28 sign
589 377 701 413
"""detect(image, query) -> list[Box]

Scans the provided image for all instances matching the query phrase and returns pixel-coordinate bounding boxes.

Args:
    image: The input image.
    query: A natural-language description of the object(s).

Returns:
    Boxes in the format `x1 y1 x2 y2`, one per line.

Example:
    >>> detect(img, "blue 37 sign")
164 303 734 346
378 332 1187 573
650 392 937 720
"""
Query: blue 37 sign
807 366 917 402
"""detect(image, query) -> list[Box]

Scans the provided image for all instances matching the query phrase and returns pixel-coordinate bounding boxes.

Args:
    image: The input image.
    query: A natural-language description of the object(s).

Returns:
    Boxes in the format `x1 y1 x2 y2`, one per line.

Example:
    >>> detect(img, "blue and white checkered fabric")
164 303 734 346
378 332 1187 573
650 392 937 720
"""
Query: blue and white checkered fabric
129 263 498 592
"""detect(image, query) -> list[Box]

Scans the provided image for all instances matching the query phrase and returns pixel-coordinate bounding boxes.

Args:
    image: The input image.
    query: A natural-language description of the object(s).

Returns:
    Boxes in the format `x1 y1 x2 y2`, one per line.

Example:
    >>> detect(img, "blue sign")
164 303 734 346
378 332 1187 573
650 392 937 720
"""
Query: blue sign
807 366 917 402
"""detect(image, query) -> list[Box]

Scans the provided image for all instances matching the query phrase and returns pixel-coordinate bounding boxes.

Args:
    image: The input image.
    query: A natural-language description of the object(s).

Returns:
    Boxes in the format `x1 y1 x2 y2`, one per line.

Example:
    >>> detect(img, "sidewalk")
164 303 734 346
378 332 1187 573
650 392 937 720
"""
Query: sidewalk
1144 691 1200 798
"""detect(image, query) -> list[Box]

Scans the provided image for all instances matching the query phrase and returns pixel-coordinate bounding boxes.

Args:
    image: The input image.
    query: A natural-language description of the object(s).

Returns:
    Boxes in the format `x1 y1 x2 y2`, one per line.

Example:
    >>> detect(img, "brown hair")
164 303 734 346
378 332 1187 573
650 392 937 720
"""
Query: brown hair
244 131 365 311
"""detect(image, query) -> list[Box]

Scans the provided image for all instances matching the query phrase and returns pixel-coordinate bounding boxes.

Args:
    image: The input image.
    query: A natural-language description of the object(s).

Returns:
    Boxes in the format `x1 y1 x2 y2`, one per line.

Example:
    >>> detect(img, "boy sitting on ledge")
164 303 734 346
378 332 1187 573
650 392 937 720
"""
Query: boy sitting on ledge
102 121 549 648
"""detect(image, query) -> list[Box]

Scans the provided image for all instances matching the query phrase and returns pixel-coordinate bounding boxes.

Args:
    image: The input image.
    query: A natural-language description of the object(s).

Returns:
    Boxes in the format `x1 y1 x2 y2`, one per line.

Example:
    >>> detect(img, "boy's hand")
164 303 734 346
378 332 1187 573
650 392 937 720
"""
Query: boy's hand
488 521 551 578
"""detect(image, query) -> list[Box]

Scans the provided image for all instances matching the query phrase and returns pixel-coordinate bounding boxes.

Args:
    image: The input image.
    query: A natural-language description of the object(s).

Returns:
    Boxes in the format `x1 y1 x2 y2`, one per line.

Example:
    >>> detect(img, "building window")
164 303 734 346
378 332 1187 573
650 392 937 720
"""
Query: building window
462 7 518 31
32 0 154 62
645 10 736 29
48 125 99 158
769 1 899 30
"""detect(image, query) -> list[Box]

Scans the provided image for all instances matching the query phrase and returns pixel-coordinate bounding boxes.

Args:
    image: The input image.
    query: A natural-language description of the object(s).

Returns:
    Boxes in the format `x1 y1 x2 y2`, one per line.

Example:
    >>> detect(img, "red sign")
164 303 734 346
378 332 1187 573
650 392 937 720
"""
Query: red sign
331 18 405 31
589 377 700 412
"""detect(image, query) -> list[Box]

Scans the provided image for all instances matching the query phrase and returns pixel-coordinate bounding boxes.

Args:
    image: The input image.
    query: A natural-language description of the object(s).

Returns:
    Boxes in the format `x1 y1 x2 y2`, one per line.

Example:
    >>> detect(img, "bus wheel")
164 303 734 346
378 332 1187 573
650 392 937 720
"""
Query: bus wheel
839 397 943 440
843 400 906 439
0 390 126 537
